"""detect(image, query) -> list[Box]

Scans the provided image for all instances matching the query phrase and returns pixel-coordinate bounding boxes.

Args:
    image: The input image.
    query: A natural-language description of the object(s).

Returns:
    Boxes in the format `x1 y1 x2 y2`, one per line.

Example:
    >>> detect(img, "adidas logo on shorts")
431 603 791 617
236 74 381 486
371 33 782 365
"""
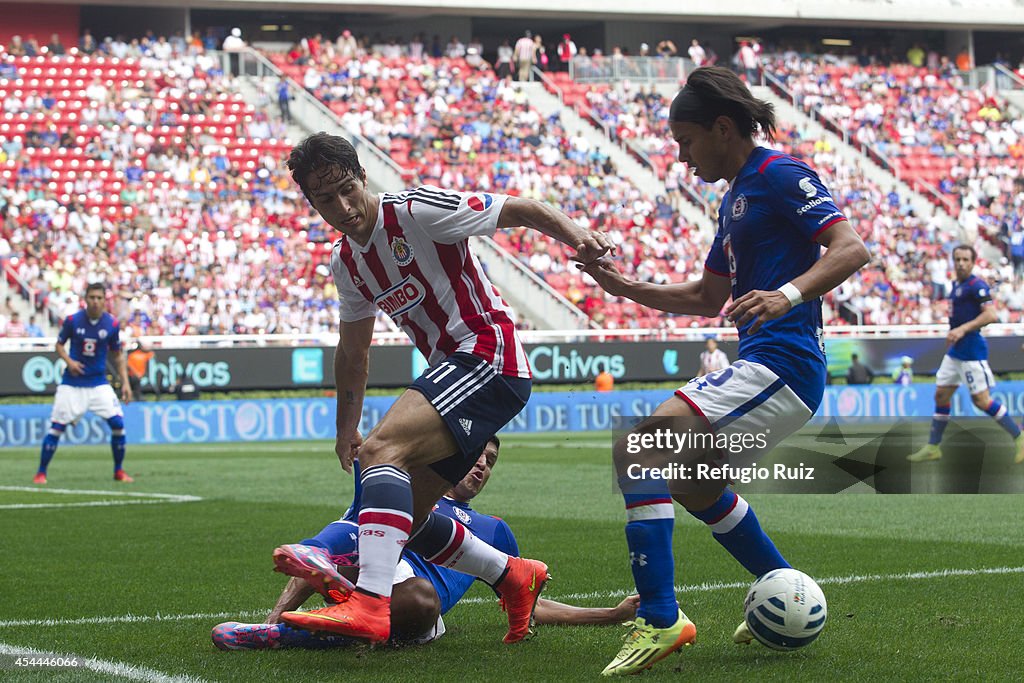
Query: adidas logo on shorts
459 418 473 435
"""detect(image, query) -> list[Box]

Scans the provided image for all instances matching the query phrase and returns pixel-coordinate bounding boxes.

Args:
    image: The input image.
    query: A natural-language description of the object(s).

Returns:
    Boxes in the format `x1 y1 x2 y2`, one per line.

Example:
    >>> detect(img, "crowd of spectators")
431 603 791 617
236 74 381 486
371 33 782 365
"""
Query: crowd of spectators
0 39 403 337
2 31 1021 335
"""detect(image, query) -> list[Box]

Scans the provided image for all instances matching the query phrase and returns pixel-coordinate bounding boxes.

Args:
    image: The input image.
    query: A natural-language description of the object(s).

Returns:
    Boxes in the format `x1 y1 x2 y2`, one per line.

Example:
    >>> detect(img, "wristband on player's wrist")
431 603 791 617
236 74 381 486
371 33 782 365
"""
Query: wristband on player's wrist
778 282 803 308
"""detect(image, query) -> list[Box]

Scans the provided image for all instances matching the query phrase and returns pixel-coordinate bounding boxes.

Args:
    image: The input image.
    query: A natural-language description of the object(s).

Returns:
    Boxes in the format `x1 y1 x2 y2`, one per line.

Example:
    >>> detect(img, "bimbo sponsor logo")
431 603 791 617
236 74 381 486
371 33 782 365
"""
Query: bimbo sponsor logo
374 276 425 316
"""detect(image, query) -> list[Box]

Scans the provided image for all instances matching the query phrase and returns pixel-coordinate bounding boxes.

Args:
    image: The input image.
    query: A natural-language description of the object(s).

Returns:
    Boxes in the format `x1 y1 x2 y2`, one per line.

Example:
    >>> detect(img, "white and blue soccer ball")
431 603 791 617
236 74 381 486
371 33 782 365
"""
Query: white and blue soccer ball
743 568 827 651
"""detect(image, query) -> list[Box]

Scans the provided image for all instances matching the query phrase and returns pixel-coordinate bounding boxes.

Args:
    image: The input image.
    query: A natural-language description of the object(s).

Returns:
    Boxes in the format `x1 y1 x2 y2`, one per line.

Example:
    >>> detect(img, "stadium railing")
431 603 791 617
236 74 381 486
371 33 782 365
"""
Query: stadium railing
2 324 1023 351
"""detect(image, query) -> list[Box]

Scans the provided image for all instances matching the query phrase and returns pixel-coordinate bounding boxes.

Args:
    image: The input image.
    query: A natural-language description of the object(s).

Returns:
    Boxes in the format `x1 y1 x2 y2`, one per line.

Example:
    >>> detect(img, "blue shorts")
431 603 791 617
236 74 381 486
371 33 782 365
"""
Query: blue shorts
409 352 531 484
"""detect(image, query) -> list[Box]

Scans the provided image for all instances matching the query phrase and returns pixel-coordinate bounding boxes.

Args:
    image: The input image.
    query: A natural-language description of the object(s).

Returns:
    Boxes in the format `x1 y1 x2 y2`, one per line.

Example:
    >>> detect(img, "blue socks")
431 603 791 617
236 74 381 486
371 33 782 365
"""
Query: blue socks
929 404 951 445
107 416 127 473
688 488 790 578
984 400 1021 439
620 475 678 628
38 423 65 474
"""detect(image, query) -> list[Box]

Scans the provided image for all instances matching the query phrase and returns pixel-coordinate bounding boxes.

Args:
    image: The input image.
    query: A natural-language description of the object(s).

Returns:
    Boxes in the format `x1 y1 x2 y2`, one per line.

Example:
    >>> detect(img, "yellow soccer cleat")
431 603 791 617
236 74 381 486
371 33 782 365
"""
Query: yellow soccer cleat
733 620 754 645
600 609 696 676
907 444 942 462
1015 433 1024 465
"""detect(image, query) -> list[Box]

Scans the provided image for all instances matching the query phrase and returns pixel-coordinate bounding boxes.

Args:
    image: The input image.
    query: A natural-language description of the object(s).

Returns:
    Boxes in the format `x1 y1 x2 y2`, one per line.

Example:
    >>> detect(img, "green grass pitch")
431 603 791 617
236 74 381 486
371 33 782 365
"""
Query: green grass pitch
1 430 1021 681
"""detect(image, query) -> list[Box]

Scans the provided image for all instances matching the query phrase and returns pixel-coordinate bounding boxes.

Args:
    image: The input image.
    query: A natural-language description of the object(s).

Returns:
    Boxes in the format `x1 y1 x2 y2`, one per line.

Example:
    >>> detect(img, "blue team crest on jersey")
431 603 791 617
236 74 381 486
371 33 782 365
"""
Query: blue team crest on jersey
391 236 414 266
453 506 472 525
731 194 748 219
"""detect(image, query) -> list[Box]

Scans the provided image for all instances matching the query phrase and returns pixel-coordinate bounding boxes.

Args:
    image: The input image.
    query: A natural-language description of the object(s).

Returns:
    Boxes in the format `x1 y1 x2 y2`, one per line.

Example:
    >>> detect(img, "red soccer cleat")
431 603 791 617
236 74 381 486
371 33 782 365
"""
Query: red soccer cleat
114 470 134 483
33 472 47 485
496 557 550 644
281 590 391 645
272 544 354 600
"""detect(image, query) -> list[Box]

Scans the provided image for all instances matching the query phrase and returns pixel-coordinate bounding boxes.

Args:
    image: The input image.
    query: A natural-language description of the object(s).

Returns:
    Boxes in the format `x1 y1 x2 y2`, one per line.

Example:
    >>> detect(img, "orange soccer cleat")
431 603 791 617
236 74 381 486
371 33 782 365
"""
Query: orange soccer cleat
281 590 391 645
33 472 47 485
114 470 134 483
496 557 550 644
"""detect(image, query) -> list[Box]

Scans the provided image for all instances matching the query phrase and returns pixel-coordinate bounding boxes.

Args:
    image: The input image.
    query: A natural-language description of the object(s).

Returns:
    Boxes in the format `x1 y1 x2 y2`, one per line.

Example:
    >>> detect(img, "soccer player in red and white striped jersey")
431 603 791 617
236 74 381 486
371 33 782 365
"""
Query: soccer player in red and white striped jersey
279 133 611 646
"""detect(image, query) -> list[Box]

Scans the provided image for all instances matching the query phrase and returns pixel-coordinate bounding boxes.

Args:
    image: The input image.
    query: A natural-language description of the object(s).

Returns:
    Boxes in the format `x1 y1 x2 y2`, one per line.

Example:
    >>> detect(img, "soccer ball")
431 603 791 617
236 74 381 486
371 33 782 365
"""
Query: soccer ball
743 568 827 651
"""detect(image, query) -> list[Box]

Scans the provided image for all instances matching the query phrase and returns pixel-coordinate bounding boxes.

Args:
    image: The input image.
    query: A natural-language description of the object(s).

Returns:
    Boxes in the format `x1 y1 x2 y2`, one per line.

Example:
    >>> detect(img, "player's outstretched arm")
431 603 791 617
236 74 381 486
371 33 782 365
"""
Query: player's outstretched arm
266 577 318 624
497 196 612 266
583 257 731 317
727 219 869 333
533 594 639 626
334 316 375 473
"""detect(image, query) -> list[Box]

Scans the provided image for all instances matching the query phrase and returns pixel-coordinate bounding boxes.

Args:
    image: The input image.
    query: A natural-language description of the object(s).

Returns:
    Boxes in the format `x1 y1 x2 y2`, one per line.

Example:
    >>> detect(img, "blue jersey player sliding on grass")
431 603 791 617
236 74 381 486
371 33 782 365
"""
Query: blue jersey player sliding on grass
34 282 133 485
907 244 1024 464
582 66 869 675
212 438 638 650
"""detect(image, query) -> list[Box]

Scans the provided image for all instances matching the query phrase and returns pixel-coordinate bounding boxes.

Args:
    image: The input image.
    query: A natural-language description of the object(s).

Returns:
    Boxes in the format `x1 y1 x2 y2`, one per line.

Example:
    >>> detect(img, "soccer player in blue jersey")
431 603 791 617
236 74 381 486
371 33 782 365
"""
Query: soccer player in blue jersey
34 282 133 485
582 66 869 675
212 438 638 650
908 245 1024 464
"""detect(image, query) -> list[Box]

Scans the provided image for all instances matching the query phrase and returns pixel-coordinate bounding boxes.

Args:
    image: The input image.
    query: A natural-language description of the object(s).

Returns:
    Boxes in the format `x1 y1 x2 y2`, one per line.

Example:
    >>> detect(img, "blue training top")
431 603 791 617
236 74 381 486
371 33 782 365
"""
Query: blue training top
947 275 991 361
704 147 847 412
58 310 122 388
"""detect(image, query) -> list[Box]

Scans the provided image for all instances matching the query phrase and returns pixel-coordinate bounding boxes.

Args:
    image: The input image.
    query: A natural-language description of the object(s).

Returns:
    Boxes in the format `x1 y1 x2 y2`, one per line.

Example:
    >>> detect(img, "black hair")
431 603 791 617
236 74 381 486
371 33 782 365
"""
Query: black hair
952 244 977 261
85 282 106 295
488 435 500 450
670 66 776 142
287 132 365 202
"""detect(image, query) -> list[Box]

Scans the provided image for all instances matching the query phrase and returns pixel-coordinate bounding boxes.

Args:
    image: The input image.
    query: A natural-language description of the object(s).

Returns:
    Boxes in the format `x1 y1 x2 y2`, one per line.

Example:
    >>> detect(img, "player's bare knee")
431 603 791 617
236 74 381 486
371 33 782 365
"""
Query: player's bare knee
971 392 990 410
356 437 408 469
390 578 440 638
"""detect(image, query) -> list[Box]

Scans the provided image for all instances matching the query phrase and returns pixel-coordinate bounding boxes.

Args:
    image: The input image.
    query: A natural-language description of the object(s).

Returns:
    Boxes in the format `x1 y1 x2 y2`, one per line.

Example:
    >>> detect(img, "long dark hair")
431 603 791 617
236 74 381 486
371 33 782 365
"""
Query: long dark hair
670 66 776 142
287 132 365 202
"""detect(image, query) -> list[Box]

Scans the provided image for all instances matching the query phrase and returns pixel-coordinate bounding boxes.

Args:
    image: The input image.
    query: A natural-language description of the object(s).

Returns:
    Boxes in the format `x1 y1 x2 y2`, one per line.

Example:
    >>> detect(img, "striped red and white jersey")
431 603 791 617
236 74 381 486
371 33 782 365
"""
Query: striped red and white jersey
330 185 531 379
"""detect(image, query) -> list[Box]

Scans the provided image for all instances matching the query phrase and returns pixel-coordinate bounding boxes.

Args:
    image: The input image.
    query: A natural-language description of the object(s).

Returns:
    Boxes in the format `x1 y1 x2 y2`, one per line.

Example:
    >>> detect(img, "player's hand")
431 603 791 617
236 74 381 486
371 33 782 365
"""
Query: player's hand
66 359 85 375
570 230 614 267
581 257 631 297
335 430 363 474
726 289 792 334
947 326 966 346
121 383 133 404
610 594 640 621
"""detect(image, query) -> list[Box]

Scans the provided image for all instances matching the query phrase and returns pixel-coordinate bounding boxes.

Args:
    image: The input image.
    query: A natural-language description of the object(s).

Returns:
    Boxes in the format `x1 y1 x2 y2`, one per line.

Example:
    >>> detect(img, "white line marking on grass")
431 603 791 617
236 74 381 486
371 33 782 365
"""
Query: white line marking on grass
459 564 1024 605
0 611 266 629
2 566 1020 629
0 486 201 510
0 641 207 682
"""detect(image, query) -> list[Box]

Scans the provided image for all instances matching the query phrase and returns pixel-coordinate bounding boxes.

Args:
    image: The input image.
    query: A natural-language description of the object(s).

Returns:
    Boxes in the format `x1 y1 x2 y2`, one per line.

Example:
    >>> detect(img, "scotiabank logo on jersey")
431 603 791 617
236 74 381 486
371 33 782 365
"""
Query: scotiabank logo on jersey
374 276 425 316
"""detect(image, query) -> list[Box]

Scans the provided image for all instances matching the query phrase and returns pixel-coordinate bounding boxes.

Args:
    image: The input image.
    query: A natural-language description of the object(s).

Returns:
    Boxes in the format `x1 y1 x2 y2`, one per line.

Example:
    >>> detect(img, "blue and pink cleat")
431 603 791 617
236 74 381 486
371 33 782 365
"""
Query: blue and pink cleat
211 621 353 650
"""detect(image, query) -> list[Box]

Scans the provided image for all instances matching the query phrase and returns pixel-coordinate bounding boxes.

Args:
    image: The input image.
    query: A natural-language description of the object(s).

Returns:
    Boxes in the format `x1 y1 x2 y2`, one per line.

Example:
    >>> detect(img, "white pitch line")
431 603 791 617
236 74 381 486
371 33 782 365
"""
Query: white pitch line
1 565 1020 629
457 564 1024 604
0 486 202 510
0 642 207 683
0 486 201 500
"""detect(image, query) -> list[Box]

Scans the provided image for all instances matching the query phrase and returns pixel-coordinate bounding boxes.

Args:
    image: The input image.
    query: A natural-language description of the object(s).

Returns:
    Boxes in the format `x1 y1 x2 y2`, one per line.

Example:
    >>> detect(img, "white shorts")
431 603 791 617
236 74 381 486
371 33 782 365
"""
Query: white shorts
935 355 995 395
50 384 123 425
394 559 446 645
676 360 812 463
